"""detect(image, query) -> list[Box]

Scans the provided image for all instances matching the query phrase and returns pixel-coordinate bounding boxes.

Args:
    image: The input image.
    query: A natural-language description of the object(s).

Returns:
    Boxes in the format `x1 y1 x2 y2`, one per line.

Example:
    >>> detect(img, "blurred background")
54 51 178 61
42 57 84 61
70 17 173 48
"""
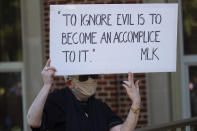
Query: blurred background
0 0 197 131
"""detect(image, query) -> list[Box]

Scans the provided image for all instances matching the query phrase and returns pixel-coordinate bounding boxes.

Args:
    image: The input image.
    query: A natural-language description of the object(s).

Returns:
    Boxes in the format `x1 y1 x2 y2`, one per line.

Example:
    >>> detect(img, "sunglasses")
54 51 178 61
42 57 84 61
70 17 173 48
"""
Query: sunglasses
78 75 99 82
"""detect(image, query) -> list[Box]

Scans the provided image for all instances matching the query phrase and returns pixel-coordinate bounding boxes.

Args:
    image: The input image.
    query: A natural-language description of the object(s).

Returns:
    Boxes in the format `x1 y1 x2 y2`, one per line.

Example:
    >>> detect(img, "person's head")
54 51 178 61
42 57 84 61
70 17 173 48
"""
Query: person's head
64 75 99 100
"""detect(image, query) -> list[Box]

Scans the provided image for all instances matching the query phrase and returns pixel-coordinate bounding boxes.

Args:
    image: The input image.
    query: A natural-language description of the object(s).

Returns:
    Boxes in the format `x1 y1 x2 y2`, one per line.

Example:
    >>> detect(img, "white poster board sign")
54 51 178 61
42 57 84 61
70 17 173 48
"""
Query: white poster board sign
50 4 178 75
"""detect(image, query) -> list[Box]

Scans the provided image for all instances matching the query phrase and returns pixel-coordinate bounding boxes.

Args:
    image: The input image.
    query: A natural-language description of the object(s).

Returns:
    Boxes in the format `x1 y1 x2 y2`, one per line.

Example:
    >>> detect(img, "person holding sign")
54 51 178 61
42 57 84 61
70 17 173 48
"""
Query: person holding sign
27 59 141 131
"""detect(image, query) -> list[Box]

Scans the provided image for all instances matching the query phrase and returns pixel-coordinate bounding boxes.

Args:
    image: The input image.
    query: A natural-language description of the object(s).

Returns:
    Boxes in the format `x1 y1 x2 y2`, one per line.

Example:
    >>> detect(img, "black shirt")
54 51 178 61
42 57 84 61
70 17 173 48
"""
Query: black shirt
32 87 123 131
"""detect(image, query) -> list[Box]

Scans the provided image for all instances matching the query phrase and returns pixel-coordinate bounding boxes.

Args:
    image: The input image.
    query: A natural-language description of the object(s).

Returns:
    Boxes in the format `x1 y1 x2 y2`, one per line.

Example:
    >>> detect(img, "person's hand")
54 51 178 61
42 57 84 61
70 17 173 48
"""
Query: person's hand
122 72 141 108
41 59 56 87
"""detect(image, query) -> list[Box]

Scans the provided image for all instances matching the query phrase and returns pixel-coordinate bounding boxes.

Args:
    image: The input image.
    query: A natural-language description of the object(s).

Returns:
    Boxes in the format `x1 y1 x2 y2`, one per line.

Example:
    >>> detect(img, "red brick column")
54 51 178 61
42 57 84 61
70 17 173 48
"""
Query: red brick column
42 0 147 128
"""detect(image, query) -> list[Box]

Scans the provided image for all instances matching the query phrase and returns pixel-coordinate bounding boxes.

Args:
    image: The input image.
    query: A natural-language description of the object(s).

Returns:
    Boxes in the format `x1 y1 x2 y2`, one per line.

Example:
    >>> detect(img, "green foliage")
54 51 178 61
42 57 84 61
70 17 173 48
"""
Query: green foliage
0 0 22 61
182 0 197 37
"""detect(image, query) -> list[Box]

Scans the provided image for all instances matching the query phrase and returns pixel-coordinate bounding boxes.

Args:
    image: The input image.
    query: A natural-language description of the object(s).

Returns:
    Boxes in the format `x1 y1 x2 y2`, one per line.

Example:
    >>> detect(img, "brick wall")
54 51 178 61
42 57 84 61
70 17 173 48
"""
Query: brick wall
42 0 147 128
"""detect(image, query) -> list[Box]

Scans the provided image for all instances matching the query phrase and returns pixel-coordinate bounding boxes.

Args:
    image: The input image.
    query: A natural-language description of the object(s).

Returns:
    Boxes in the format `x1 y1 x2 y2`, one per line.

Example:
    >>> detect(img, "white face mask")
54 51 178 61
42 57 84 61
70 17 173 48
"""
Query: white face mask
72 78 97 97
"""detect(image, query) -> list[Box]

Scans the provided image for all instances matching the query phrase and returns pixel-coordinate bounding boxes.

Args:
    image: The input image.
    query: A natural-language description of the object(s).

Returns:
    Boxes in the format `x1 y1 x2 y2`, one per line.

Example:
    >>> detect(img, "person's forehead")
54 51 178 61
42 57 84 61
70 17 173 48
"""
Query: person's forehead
71 76 78 79
66 75 99 80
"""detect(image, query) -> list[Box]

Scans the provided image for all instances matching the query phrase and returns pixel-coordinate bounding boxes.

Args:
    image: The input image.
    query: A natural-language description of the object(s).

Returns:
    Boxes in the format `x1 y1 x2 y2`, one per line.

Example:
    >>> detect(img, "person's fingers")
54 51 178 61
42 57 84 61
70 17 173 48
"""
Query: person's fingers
42 69 55 78
45 59 51 67
128 72 132 82
128 72 135 85
135 80 140 88
122 84 129 90
123 81 130 87
135 80 140 92
48 67 57 72
42 67 56 74
123 80 136 88
49 70 55 77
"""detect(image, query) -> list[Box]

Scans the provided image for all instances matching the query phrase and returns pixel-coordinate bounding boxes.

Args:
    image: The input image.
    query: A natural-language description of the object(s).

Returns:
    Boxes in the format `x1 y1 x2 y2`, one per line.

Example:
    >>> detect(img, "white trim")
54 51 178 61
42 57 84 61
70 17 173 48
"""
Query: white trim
21 67 27 131
0 62 23 72
20 0 27 130
178 0 190 119
183 64 191 117
183 56 197 64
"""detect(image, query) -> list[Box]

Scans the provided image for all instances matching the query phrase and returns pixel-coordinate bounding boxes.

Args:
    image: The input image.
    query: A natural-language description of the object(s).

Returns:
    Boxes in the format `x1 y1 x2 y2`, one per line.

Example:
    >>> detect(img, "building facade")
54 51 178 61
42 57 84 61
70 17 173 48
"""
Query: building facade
0 0 197 131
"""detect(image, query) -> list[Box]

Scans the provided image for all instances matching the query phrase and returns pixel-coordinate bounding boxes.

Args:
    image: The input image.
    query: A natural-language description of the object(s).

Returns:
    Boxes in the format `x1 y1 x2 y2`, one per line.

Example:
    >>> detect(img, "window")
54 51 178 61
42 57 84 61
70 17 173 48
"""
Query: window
0 72 23 131
182 0 197 55
0 0 22 62
0 0 23 130
181 0 197 120
189 66 197 117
